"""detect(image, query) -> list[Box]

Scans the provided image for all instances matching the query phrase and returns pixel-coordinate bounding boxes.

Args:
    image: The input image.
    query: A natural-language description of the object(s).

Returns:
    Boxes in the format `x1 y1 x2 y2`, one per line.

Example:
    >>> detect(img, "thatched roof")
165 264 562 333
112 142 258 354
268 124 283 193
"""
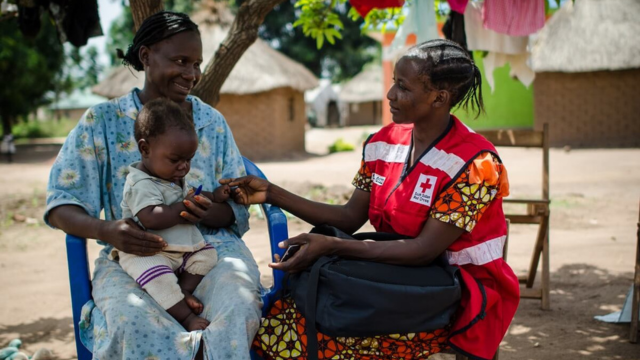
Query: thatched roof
92 4 318 98
339 64 383 103
531 0 640 73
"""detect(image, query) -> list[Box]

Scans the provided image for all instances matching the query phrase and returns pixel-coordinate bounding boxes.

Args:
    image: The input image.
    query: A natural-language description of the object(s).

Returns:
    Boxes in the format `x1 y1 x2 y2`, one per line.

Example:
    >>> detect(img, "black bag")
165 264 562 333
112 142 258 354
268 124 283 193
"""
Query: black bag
288 225 461 359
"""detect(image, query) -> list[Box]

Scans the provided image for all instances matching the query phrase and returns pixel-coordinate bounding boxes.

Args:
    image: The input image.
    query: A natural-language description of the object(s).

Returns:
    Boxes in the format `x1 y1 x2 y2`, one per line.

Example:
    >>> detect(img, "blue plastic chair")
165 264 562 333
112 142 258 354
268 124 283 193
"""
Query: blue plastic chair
65 157 288 360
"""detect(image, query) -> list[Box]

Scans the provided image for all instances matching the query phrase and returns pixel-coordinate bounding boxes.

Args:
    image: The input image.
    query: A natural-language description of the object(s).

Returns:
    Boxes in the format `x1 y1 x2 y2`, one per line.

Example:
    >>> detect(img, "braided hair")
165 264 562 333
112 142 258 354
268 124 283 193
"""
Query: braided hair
404 39 484 118
117 11 200 71
135 98 195 142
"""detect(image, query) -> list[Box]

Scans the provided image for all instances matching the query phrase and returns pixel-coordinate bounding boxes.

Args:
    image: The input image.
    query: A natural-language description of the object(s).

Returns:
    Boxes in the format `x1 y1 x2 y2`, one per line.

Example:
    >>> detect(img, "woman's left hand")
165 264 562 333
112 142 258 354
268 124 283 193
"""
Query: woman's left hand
180 190 214 224
269 233 335 273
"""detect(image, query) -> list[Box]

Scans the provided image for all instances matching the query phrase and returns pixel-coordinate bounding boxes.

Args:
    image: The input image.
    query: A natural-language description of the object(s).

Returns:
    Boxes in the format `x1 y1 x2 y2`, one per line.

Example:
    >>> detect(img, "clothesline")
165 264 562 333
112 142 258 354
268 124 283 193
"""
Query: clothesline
370 0 550 91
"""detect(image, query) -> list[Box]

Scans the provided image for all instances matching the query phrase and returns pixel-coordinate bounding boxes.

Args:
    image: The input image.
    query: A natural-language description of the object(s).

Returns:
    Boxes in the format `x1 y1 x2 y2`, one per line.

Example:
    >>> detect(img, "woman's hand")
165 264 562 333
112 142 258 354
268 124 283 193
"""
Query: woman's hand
269 233 335 273
100 218 167 256
220 176 270 205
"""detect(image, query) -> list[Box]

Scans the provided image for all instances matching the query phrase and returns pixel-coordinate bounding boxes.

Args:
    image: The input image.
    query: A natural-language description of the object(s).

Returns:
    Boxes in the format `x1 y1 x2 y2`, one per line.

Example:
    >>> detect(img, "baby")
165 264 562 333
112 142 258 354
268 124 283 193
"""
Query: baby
116 98 230 331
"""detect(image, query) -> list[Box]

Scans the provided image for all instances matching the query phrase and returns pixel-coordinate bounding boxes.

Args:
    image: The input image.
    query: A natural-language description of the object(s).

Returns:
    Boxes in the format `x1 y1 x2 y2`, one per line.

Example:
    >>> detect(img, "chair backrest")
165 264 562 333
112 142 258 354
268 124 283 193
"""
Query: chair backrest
476 124 549 200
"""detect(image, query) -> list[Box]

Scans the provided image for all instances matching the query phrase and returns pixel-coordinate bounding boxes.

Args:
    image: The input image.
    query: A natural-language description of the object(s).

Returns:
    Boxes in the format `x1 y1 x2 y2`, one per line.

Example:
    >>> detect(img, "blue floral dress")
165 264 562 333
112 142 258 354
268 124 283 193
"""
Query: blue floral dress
45 89 262 360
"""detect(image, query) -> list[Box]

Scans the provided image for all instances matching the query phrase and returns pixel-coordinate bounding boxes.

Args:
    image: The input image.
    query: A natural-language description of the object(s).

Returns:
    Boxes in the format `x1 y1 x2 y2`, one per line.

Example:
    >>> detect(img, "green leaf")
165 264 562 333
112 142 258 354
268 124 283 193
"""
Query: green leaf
326 28 342 40
324 29 335 44
316 33 324 49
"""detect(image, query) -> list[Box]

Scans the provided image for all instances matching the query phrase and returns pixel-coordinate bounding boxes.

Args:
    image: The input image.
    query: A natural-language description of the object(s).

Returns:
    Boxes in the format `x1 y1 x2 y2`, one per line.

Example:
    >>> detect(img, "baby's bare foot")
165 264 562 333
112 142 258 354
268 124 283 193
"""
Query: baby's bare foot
183 291 204 314
182 313 210 331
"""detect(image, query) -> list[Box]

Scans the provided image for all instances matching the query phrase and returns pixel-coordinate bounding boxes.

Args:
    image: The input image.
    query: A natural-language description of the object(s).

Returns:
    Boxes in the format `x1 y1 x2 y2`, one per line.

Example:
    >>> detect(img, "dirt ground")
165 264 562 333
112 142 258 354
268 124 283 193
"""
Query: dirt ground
0 126 639 360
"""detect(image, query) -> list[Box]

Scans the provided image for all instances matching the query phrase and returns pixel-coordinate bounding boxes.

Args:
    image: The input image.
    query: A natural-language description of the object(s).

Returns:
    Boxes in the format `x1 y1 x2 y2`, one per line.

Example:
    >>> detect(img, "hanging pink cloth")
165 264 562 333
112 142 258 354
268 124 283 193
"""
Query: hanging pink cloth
350 0 405 17
483 0 545 36
448 0 469 14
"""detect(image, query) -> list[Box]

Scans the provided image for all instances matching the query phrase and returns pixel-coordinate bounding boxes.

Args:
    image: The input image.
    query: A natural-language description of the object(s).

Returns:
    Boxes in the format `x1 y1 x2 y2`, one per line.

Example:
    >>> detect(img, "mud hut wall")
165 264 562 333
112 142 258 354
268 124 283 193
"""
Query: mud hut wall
216 88 306 160
345 101 382 126
533 70 640 148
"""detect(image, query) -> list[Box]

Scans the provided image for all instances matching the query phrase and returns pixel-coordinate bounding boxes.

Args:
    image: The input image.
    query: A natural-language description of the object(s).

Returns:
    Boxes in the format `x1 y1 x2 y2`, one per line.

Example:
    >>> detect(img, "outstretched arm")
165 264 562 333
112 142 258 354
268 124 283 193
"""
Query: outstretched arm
222 176 370 234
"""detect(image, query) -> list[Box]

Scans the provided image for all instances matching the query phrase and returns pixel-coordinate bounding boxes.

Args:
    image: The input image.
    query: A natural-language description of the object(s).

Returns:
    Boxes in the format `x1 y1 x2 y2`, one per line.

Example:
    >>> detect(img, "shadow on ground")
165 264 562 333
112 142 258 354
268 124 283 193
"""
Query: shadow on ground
0 316 75 348
502 263 638 360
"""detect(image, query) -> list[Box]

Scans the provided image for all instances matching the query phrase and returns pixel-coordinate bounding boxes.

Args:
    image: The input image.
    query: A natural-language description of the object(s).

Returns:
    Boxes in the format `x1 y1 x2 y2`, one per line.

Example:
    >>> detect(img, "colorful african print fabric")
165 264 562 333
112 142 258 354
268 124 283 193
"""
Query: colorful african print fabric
352 152 508 232
252 298 450 360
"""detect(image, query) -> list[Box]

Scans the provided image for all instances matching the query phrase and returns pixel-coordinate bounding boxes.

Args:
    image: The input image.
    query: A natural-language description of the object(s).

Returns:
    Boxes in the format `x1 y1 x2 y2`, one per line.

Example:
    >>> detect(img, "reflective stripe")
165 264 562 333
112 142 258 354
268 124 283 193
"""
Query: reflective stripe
420 147 466 178
364 141 410 163
446 235 506 266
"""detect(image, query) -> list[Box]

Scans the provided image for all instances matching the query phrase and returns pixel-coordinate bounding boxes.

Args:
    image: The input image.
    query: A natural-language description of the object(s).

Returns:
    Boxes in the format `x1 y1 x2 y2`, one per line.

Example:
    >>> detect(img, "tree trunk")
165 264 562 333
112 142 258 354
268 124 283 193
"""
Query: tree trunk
130 0 165 31
128 0 284 107
191 0 286 106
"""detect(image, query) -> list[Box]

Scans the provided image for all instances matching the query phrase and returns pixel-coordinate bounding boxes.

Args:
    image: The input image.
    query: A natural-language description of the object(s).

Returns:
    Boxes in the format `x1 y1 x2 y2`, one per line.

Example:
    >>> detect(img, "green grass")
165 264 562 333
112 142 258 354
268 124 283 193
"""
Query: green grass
328 138 355 153
12 118 77 139
453 52 534 130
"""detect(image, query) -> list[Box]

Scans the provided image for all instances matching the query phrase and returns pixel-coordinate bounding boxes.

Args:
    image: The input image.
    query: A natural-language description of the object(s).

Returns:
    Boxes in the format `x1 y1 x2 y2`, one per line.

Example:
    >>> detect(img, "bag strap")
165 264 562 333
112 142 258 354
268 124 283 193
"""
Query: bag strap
305 256 334 360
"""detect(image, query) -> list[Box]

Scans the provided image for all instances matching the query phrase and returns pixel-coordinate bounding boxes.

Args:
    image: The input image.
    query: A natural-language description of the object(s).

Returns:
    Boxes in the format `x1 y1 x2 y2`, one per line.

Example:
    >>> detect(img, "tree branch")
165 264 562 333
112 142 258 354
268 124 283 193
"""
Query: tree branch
191 0 286 106
130 0 164 31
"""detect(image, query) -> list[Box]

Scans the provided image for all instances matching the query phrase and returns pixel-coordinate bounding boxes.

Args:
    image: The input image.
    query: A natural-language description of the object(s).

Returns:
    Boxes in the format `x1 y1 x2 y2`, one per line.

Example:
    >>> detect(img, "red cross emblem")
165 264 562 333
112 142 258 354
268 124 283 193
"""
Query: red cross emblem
419 177 434 193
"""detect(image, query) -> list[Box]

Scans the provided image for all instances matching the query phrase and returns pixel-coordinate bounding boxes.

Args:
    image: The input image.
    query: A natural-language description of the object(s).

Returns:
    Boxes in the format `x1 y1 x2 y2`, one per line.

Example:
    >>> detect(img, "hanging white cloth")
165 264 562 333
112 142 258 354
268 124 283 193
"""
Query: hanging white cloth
483 52 535 90
388 0 439 58
464 1 534 91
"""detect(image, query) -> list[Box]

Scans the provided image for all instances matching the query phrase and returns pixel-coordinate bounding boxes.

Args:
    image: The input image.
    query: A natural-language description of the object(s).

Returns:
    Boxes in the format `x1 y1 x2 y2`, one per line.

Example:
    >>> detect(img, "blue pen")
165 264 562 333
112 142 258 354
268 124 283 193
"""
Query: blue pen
194 184 203 196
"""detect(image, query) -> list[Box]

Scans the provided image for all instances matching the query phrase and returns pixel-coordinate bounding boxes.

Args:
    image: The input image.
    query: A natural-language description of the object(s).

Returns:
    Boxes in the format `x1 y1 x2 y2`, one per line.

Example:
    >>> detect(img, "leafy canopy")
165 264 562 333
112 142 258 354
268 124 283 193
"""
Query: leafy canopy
0 13 65 133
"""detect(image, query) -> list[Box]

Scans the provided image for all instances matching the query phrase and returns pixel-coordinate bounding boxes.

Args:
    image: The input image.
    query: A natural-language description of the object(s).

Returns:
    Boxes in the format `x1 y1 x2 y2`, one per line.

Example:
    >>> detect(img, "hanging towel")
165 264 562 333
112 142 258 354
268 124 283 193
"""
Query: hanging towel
484 0 545 37
389 0 439 55
464 1 528 54
464 2 534 91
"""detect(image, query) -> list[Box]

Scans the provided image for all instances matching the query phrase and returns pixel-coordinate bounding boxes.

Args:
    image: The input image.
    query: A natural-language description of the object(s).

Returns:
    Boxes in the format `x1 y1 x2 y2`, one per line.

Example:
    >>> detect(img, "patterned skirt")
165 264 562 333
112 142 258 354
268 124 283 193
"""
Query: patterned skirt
252 297 450 360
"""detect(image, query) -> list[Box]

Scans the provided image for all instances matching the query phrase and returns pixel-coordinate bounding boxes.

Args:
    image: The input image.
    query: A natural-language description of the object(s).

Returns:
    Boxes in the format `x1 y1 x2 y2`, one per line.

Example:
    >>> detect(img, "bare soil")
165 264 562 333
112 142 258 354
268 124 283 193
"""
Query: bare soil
0 127 639 359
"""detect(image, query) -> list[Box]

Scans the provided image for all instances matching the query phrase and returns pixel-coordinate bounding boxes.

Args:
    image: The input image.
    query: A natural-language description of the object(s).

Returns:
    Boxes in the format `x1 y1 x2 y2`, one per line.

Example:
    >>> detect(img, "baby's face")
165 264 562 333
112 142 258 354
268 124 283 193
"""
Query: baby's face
143 128 198 183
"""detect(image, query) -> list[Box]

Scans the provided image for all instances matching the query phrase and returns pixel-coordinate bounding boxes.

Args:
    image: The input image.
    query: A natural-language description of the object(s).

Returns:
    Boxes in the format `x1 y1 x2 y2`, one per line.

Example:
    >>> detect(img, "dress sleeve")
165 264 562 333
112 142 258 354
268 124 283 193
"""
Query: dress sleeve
352 136 375 192
430 152 510 232
352 159 373 192
44 107 105 227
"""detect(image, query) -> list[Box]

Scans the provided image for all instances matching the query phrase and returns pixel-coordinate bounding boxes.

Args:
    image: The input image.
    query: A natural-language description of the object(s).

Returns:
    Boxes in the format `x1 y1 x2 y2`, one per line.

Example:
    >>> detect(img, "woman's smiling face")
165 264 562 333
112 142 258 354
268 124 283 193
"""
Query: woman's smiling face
387 57 436 125
141 31 203 103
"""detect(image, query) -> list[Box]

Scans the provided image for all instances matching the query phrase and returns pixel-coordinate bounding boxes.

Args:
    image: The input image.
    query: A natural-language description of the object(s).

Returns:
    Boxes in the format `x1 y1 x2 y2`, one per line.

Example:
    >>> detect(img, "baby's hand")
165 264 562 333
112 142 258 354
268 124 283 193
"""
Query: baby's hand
213 184 231 203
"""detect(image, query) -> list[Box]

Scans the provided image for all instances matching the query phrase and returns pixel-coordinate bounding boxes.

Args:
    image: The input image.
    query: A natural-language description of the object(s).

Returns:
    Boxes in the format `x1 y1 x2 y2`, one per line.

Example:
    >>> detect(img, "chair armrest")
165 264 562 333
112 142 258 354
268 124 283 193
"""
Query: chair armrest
260 203 289 312
243 157 290 314
65 234 93 358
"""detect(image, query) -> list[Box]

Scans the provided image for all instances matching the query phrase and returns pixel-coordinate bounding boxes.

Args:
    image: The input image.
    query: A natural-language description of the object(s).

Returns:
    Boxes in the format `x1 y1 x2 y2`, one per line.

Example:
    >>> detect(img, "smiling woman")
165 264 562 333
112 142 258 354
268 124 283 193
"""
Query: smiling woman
45 11 261 360
119 12 203 106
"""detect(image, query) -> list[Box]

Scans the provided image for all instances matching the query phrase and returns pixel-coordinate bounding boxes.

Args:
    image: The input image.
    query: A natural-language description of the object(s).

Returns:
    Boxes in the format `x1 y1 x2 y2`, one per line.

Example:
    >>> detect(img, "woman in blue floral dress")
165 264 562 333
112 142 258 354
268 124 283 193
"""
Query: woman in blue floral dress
45 11 262 360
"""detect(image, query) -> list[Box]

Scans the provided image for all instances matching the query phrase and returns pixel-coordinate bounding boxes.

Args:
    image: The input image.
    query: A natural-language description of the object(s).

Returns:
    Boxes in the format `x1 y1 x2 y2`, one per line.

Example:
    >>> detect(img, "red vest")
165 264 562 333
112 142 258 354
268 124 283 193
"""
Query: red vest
364 117 520 360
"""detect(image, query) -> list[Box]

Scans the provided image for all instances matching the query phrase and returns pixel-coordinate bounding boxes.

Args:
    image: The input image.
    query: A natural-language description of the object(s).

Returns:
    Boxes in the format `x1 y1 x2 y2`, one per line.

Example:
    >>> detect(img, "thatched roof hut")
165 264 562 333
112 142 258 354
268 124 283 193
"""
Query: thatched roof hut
339 64 383 126
93 4 318 160
530 0 640 147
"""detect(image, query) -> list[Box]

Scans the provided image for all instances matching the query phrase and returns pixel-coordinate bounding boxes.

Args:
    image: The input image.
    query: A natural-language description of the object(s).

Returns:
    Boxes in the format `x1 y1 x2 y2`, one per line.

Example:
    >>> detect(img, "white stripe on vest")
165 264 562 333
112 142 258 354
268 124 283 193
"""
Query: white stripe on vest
420 147 466 179
364 141 410 163
446 235 507 266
